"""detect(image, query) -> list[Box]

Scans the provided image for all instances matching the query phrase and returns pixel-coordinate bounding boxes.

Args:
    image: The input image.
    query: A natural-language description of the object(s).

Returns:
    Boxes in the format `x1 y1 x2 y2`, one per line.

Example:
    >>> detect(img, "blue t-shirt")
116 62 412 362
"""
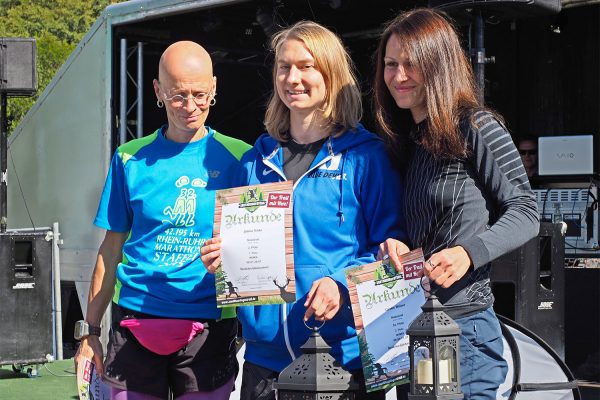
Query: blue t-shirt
94 126 250 319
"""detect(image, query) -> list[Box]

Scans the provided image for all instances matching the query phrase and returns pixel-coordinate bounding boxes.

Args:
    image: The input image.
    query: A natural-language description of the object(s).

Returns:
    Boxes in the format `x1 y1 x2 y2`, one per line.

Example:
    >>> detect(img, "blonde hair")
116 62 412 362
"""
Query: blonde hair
264 20 362 141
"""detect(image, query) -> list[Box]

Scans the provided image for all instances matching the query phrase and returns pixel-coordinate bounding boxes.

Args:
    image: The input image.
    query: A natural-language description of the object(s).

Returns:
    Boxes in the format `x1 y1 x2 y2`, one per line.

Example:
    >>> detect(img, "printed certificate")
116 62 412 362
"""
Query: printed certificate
77 357 110 400
345 248 426 392
214 181 295 307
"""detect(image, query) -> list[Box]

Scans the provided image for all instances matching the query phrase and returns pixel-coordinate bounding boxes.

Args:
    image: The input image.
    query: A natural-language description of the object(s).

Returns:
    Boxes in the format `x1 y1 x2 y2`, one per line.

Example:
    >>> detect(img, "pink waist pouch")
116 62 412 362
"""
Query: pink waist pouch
120 318 204 355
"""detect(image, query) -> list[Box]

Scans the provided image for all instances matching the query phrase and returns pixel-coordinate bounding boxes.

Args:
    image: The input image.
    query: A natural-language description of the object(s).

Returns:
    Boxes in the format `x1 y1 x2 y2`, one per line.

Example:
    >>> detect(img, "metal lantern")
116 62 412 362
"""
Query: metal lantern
407 295 463 400
274 325 359 399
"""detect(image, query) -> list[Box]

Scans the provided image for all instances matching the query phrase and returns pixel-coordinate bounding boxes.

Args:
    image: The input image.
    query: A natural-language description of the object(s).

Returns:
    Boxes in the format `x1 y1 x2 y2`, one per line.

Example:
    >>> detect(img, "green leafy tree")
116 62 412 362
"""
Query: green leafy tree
358 331 376 379
0 0 123 132
215 268 228 296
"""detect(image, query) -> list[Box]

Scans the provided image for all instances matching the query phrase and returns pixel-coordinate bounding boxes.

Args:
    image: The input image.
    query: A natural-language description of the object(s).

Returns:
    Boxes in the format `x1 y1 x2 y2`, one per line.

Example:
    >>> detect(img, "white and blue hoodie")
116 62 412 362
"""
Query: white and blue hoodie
236 124 407 372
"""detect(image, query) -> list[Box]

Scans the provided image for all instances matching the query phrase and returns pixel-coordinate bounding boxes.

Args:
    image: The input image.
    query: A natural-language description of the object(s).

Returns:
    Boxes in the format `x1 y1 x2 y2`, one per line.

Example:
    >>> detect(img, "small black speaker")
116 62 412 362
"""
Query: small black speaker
429 0 561 20
0 232 53 365
490 222 565 358
0 38 37 95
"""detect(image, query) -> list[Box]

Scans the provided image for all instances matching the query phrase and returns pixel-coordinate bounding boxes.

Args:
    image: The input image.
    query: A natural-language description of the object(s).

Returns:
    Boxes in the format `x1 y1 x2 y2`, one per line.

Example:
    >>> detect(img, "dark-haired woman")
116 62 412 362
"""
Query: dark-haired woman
373 8 539 400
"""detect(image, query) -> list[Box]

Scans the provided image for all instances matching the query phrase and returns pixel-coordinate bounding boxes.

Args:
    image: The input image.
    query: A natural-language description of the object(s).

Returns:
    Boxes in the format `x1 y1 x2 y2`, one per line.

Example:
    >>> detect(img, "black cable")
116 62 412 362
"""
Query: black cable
587 185 598 211
8 146 35 230
588 185 598 203
570 188 587 252
541 188 551 221
564 242 600 251
306 0 316 21
272 1 287 27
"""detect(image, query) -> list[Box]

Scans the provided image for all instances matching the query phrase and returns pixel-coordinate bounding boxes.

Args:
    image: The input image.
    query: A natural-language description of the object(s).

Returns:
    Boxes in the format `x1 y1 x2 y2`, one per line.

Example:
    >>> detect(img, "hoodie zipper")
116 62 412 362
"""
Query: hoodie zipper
291 137 337 189
261 137 337 189
260 152 296 360
262 157 286 181
260 137 338 361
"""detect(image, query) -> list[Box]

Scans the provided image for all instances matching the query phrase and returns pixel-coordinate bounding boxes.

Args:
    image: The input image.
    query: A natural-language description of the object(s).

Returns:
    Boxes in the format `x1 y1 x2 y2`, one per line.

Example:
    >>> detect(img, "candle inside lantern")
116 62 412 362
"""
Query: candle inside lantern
416 358 432 384
416 358 451 385
438 359 451 384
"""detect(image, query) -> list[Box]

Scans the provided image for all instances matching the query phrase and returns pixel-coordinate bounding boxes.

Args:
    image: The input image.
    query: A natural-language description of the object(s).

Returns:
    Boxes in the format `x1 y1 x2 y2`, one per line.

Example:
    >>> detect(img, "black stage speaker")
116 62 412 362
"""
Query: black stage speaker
490 222 565 358
429 0 561 19
0 38 37 95
564 267 600 382
0 232 53 366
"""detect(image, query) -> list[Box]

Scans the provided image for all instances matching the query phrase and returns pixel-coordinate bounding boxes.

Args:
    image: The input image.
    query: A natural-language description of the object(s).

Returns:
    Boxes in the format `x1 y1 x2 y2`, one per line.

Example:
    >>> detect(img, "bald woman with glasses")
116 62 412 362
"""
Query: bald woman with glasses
75 41 251 400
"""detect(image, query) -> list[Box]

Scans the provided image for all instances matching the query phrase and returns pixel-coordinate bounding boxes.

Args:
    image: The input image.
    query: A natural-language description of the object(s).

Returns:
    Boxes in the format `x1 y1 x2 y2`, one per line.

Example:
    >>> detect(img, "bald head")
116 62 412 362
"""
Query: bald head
158 41 213 83
153 41 217 140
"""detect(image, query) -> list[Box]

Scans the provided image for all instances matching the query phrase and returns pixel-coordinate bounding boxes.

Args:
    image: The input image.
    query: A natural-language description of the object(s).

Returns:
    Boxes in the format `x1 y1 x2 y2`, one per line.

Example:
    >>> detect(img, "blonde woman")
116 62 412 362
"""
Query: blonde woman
202 21 406 400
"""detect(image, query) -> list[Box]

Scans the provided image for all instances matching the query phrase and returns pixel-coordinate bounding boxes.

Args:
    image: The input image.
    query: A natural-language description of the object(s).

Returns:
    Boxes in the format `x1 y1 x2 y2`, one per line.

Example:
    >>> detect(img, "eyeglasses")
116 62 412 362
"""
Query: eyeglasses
519 150 537 156
162 92 213 108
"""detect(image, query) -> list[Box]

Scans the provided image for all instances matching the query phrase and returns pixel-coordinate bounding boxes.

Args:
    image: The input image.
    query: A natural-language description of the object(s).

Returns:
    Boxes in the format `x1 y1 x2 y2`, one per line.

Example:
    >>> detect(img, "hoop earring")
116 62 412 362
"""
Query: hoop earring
209 93 217 107
156 99 164 108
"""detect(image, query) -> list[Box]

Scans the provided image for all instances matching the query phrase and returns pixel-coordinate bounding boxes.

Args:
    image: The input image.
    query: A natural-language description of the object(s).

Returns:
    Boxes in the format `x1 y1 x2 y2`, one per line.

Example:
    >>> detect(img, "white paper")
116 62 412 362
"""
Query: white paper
220 203 287 292
356 276 424 378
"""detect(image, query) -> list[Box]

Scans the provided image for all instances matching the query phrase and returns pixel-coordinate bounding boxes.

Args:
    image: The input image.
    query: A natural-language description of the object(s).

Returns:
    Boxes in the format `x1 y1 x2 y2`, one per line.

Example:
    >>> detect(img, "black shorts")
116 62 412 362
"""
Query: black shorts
103 304 238 398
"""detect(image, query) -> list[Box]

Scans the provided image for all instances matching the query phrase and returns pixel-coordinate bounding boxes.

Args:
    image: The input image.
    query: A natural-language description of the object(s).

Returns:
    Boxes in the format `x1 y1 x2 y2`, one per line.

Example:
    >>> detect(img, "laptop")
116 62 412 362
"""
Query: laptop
538 135 594 176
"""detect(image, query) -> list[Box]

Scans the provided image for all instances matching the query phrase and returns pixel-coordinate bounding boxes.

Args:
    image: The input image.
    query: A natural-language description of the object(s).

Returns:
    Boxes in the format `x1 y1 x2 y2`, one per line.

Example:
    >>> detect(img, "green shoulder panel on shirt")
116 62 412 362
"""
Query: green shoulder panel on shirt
122 231 132 264
117 130 159 165
112 231 131 303
112 278 122 303
213 131 252 161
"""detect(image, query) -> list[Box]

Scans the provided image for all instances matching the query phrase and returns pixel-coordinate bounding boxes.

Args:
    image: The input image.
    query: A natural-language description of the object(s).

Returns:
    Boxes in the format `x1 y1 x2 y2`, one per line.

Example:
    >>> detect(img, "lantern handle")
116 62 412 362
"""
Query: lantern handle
420 268 438 297
303 318 325 332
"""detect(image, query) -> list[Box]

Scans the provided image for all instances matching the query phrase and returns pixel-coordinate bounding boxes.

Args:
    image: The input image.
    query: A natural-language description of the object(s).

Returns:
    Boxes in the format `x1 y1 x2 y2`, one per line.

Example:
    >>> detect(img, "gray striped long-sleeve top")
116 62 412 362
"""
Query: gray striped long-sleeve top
404 111 540 318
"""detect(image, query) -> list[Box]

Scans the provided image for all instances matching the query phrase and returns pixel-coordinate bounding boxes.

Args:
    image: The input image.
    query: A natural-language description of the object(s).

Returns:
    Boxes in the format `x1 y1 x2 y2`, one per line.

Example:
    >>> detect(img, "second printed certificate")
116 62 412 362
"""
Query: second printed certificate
213 181 295 307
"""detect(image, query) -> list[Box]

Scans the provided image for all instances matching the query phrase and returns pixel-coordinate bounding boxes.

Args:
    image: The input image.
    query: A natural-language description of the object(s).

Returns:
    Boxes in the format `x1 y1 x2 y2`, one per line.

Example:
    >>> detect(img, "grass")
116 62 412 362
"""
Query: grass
0 359 78 399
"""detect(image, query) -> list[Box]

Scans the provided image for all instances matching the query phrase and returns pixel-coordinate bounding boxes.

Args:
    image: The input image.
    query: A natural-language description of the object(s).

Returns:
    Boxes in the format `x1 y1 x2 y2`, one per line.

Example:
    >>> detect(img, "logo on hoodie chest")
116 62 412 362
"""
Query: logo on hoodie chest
307 154 347 180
